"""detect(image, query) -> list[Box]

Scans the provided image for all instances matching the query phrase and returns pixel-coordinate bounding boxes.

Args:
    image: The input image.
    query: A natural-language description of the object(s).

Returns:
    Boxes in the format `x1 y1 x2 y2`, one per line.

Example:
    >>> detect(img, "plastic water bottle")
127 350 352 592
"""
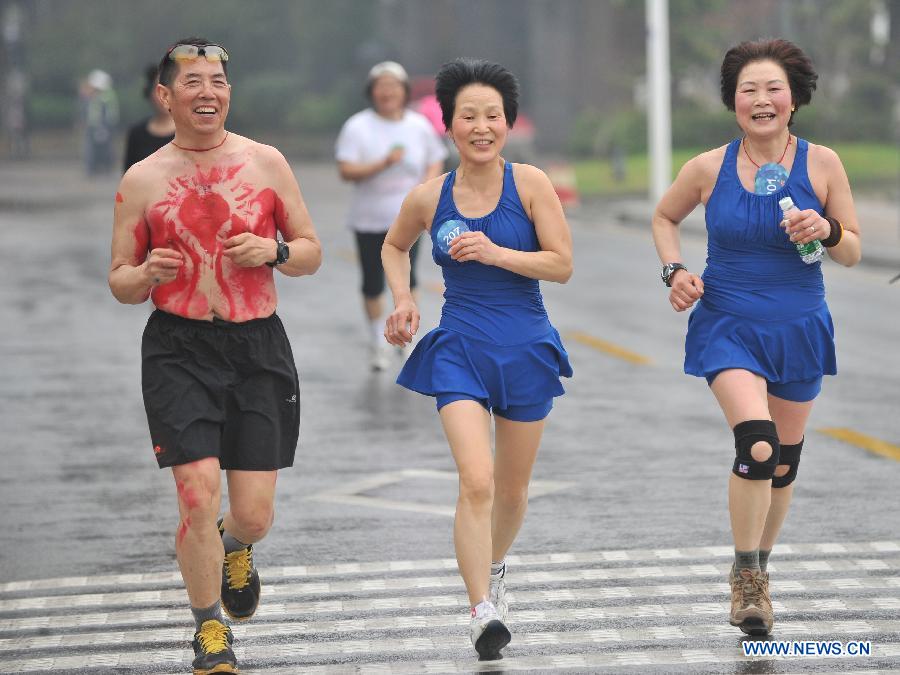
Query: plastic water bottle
779 196 822 264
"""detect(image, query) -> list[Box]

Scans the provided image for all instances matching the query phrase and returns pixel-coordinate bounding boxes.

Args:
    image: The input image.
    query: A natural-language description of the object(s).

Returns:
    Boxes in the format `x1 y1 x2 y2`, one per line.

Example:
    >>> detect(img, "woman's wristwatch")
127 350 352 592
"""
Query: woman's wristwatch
661 262 687 287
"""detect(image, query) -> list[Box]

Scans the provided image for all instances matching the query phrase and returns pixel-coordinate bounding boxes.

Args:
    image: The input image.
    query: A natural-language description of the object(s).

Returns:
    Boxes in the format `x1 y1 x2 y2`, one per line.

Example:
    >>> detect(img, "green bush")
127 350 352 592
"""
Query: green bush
829 75 894 141
285 92 349 134
568 107 648 158
671 101 740 149
570 102 745 160
228 72 302 132
29 93 76 129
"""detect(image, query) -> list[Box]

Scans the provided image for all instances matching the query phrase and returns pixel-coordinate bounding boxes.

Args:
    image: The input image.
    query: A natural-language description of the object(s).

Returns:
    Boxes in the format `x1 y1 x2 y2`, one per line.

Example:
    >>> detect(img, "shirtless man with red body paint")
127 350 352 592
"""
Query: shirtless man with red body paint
109 37 321 675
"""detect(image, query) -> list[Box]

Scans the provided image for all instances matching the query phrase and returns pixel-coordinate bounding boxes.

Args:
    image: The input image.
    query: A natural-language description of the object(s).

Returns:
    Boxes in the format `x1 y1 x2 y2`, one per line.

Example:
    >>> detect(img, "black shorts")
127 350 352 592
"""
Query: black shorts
355 231 420 298
141 310 300 470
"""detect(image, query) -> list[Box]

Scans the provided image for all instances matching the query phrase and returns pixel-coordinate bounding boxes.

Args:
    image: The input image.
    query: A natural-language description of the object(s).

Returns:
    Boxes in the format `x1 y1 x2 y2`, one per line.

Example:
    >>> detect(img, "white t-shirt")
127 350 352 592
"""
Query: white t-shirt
335 108 448 233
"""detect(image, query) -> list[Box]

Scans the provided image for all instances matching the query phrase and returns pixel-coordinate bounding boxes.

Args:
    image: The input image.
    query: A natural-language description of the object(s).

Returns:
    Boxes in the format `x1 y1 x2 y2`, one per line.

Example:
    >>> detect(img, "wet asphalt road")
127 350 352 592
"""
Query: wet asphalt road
0 160 898 673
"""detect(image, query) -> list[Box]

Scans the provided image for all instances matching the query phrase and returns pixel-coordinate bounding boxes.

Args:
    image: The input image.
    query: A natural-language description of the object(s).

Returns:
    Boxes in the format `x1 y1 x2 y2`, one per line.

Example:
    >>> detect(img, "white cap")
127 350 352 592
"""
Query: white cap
87 69 112 91
367 61 408 84
778 196 795 211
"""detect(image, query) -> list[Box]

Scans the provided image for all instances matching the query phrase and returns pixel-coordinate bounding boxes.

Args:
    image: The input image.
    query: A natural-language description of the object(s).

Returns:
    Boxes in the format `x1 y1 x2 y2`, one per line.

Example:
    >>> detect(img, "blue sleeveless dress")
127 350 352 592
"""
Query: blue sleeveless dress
684 138 836 397
397 162 572 412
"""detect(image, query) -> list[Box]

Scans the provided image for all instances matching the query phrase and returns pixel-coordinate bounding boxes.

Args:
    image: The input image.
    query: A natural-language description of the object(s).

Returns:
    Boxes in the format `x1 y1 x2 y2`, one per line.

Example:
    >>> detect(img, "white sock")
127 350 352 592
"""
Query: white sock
490 560 506 578
369 318 383 346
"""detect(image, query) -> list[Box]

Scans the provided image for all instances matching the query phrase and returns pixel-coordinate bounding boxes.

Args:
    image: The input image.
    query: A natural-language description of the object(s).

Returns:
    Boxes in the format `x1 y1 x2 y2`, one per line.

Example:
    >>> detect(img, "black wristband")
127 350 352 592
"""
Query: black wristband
266 240 290 267
821 216 843 248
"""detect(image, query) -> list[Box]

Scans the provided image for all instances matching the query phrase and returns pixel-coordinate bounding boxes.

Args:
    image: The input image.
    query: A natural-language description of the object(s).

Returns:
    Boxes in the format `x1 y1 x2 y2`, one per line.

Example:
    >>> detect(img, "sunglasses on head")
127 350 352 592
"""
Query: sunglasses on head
166 44 229 63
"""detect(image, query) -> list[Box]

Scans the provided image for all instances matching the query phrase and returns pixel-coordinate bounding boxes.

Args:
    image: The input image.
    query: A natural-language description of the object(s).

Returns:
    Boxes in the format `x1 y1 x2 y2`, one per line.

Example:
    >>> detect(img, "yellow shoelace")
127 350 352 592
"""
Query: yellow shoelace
196 620 230 654
224 547 253 589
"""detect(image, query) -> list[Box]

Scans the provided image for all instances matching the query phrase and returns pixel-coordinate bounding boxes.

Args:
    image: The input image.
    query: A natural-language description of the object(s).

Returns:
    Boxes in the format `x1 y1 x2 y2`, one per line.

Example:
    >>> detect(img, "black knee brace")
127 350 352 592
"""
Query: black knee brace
732 420 780 480
772 437 803 488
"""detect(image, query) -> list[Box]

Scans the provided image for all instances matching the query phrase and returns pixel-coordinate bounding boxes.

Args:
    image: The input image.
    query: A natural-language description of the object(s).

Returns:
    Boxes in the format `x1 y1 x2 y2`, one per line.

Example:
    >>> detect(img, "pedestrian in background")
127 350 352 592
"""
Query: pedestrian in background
122 64 175 172
109 37 322 674
651 38 861 637
336 61 447 371
80 69 119 175
383 58 573 660
4 70 29 159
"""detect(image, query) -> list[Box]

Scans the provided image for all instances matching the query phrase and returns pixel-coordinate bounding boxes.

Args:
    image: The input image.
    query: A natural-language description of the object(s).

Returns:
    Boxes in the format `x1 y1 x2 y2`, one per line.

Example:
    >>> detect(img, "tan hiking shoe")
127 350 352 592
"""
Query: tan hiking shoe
729 567 774 636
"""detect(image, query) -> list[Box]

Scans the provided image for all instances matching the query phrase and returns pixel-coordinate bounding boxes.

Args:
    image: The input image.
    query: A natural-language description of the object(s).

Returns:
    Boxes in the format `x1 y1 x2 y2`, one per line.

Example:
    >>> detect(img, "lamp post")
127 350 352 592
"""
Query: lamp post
646 0 671 204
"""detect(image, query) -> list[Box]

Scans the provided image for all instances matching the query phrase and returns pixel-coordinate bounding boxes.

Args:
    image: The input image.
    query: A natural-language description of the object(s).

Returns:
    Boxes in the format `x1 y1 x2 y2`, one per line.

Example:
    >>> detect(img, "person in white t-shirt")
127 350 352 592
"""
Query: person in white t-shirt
336 61 448 371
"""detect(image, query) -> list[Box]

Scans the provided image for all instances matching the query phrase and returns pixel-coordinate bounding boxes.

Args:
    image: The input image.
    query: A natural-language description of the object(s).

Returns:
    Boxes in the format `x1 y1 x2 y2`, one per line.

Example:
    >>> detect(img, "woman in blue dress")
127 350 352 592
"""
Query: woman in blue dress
652 39 861 637
382 58 573 660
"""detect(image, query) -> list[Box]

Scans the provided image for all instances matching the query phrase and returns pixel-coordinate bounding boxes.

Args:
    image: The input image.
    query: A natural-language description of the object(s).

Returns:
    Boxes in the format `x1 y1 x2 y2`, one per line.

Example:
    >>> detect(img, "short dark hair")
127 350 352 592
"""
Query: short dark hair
720 39 818 126
435 58 519 130
157 36 228 88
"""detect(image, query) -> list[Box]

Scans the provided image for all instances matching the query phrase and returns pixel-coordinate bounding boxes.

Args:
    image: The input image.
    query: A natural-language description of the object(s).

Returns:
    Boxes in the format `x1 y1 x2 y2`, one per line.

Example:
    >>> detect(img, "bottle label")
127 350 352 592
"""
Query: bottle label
797 241 821 255
796 239 824 263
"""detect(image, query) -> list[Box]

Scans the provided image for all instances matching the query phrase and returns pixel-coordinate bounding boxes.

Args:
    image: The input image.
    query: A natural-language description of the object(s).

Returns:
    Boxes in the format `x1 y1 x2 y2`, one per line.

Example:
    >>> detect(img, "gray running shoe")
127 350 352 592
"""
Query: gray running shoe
469 600 511 661
218 519 260 622
489 568 509 622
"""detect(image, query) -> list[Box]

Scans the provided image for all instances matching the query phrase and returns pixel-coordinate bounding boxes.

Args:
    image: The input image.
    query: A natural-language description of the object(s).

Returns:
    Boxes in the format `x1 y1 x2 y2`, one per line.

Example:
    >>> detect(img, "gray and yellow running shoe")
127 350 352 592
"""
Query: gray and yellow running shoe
191 619 237 674
218 520 261 622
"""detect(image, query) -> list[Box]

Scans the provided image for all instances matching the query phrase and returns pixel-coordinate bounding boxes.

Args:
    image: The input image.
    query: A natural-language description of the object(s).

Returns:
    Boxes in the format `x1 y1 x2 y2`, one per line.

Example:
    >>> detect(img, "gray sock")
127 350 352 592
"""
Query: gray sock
733 549 760 573
221 530 249 554
490 560 506 579
758 549 771 572
191 600 224 632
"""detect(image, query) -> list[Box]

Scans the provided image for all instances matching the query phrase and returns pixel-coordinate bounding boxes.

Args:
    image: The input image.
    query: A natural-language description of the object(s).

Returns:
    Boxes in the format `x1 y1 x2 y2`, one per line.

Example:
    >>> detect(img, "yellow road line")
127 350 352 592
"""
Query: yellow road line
566 331 652 366
818 427 900 462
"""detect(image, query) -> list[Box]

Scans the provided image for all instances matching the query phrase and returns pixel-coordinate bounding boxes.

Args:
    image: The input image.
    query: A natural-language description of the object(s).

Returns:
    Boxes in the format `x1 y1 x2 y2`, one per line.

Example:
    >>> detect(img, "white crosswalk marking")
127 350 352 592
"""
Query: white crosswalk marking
2 540 896 593
0 541 898 673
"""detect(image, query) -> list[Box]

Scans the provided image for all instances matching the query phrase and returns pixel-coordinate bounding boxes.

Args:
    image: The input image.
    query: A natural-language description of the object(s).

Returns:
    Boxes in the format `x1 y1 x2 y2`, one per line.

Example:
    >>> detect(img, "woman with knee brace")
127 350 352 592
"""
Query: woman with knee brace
382 58 573 660
651 39 861 636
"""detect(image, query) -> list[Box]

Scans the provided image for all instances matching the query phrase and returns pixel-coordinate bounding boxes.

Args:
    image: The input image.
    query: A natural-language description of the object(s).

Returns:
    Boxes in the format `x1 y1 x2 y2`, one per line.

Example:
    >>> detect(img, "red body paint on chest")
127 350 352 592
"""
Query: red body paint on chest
146 162 281 320
178 191 230 252
115 192 124 203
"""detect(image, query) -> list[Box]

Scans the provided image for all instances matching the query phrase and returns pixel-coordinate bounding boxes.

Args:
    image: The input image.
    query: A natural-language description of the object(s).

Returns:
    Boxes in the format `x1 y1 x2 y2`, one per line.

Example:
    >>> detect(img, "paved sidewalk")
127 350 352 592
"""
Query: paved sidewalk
0 160 117 211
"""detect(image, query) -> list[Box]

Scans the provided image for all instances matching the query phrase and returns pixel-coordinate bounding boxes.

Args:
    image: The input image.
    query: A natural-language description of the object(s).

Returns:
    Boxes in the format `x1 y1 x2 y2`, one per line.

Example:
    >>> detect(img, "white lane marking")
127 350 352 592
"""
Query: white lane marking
2 603 900 653
3 557 899 613
304 468 574 518
2 625 899 672
4 575 900 633
3 540 897 594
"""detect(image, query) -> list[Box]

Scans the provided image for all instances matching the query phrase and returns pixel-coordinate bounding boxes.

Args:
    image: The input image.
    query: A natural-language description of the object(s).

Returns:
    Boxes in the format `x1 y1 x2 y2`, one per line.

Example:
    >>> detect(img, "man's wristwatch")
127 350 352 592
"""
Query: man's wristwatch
267 240 290 267
661 262 687 287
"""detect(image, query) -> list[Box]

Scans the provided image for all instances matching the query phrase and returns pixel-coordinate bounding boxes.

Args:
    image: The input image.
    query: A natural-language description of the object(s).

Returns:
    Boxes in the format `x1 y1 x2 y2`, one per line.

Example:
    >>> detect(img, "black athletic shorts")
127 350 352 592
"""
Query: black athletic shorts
141 310 300 470
355 230 420 298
